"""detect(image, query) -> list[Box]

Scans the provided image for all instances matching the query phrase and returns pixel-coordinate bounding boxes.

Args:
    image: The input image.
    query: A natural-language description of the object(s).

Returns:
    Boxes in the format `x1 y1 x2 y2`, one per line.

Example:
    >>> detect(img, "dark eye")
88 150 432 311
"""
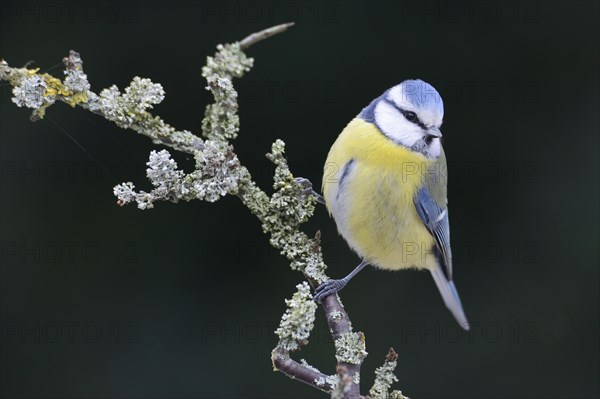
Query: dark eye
404 111 418 122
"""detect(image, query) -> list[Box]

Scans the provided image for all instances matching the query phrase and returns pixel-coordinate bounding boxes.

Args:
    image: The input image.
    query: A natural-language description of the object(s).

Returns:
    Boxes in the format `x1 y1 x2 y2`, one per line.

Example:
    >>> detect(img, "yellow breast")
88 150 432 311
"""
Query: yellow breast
323 118 438 271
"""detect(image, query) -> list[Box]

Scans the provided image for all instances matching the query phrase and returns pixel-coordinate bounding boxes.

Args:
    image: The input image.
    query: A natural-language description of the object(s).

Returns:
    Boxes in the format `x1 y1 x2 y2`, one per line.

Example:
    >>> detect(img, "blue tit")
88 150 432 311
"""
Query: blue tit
315 79 469 330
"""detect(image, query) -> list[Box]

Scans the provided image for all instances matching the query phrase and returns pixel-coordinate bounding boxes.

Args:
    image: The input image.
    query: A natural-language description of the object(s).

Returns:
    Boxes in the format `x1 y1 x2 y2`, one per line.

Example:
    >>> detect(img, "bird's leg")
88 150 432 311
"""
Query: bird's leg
313 259 369 303
294 177 325 204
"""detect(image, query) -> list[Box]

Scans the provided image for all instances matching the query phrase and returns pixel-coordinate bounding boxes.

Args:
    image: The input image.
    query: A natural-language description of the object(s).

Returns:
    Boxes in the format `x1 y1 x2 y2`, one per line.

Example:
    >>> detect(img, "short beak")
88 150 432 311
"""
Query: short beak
427 126 442 138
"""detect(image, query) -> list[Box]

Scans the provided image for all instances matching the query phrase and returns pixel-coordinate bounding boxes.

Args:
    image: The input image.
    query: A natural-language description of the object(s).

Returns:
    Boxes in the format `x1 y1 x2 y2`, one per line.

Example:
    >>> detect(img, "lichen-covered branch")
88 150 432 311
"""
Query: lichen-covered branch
367 348 409 399
0 23 406 399
1 51 204 154
271 282 335 393
113 143 244 209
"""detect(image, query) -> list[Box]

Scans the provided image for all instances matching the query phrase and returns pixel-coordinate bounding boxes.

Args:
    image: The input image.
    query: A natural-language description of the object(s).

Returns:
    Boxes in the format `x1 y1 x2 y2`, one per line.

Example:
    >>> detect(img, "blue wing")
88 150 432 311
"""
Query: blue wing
414 187 452 280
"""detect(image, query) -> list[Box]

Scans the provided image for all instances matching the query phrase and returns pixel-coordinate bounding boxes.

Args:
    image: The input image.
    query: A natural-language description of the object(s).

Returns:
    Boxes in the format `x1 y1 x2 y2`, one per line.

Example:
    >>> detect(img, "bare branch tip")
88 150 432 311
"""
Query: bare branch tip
239 22 296 49
386 347 398 363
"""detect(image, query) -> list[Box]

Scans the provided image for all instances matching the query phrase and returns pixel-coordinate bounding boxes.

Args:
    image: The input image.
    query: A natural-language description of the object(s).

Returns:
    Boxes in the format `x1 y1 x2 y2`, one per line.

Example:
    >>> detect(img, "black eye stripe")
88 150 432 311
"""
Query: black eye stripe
383 99 427 129
399 108 427 129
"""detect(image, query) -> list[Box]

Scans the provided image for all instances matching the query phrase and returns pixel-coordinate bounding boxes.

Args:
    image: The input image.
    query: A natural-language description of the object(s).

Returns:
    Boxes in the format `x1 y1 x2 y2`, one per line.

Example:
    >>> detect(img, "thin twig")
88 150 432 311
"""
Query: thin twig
239 22 295 49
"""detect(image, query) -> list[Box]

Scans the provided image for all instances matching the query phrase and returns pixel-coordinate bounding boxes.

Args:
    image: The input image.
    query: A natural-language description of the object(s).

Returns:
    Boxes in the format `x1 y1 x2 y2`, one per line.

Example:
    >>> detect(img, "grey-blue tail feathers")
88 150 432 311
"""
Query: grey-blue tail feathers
430 268 470 330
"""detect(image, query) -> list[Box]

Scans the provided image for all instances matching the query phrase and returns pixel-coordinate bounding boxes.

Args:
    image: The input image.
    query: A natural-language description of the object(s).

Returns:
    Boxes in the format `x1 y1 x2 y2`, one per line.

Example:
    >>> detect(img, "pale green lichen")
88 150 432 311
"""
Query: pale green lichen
63 60 89 93
368 349 409 399
201 43 253 142
190 141 244 201
235 173 271 219
266 140 318 230
275 282 317 352
113 143 244 208
260 140 328 283
61 50 90 106
11 74 49 109
202 42 254 80
330 310 343 323
315 374 340 390
97 77 165 129
335 332 368 365
113 149 191 210
370 359 399 399
304 250 328 284
1 52 203 153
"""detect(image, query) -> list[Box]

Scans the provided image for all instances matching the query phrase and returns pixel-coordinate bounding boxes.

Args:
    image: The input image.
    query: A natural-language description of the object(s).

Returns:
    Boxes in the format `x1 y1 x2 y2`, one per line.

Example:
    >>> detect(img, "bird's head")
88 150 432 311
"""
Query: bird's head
363 79 445 158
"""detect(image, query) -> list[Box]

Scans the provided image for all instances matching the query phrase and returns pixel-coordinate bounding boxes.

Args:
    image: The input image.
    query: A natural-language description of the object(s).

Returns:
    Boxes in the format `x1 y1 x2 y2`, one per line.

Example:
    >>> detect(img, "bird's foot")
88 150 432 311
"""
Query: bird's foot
294 177 325 204
313 279 346 303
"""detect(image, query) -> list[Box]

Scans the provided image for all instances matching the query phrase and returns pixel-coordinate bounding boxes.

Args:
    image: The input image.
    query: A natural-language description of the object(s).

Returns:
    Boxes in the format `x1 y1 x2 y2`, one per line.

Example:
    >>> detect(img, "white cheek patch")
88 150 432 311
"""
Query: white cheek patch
374 101 423 147
419 108 443 129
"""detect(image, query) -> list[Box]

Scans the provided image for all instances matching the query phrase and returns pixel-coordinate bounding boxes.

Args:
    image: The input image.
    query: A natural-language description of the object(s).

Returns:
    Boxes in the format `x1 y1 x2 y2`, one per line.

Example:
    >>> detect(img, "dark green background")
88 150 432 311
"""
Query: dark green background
0 1 598 398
